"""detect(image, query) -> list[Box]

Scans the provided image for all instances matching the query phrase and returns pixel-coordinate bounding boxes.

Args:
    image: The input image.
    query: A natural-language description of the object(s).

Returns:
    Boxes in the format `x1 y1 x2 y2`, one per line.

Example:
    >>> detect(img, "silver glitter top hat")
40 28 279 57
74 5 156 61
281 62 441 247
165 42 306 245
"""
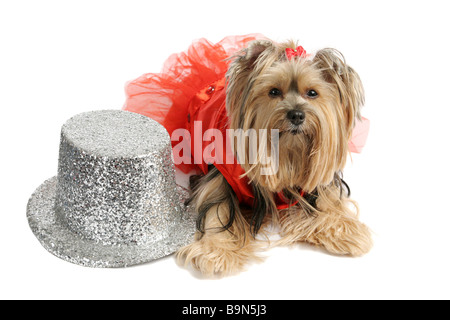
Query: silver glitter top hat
27 110 195 268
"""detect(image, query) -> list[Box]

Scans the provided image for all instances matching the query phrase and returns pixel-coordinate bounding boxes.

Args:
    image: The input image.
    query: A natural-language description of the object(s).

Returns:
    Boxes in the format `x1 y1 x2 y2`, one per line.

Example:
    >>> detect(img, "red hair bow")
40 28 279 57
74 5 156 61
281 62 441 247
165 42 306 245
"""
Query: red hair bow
286 46 307 60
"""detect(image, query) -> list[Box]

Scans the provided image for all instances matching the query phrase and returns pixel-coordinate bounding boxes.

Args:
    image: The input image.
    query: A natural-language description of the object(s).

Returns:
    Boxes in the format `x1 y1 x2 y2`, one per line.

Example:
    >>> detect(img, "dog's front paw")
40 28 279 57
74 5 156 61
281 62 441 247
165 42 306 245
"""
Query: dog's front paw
313 215 373 256
176 234 259 276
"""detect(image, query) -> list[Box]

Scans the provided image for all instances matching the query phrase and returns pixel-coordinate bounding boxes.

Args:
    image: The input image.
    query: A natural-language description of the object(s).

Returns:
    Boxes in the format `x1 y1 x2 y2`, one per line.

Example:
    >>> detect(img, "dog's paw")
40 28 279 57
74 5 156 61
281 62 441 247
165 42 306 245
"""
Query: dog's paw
176 236 260 276
313 215 373 256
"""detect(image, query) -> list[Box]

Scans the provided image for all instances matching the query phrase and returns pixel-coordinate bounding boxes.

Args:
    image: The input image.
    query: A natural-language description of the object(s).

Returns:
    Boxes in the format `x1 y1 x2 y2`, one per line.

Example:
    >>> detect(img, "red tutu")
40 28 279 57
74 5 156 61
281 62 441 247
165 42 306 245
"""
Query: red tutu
123 34 265 171
123 34 266 176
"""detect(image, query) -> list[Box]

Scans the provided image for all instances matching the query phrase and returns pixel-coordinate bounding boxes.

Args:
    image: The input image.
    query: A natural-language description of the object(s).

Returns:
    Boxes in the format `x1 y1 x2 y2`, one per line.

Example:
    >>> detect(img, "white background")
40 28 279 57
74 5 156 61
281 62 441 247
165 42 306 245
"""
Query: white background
1 0 449 300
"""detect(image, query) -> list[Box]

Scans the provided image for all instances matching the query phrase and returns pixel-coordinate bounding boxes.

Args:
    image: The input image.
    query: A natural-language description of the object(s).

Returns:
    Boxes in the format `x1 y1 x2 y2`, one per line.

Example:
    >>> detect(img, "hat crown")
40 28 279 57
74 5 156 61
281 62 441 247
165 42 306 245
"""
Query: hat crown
54 110 182 246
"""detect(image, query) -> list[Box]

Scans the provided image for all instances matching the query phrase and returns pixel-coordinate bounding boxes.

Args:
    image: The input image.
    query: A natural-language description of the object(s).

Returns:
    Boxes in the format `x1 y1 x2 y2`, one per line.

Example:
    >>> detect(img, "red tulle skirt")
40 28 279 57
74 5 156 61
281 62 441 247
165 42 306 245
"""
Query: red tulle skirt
123 34 265 172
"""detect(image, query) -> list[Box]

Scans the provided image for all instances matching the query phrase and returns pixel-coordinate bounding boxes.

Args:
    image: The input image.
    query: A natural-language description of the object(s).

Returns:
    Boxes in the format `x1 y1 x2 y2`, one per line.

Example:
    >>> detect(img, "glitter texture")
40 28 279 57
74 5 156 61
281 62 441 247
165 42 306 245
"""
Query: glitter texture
27 110 196 268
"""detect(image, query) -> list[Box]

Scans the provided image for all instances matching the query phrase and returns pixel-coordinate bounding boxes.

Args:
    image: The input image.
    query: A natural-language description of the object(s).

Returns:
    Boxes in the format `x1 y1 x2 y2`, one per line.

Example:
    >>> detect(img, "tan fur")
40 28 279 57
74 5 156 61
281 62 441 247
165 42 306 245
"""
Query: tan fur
276 185 372 255
177 39 372 275
177 172 262 276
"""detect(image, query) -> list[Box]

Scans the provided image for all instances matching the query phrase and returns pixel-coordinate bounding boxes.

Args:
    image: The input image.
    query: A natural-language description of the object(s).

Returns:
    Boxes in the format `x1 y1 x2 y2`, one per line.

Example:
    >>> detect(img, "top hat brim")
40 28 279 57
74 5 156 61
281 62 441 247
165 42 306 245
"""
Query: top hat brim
27 177 196 268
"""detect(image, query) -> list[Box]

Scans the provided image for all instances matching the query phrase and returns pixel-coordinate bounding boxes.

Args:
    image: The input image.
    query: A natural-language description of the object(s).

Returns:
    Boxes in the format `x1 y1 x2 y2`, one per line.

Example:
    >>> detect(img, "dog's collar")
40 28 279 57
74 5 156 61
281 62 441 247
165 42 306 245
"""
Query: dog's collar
275 189 317 210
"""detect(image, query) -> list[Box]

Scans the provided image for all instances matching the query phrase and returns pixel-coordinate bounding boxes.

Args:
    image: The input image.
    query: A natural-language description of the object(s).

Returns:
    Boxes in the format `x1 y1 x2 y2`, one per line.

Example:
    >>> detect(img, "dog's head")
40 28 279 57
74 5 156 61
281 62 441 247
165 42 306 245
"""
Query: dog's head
226 40 364 192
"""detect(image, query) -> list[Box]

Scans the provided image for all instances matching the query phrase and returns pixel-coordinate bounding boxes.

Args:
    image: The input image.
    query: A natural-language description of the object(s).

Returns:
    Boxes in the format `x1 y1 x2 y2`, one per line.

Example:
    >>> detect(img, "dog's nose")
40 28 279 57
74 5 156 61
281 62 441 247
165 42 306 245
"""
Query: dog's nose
287 109 305 126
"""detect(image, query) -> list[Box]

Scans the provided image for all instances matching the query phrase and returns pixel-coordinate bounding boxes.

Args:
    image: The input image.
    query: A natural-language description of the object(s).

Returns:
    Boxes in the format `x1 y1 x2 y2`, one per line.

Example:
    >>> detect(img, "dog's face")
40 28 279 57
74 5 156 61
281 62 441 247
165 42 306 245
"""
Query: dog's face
226 40 364 193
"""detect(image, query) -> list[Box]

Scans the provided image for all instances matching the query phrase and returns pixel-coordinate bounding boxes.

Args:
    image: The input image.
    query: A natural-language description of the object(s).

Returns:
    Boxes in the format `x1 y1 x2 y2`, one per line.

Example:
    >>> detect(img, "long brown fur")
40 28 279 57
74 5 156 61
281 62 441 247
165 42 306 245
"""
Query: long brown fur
177 39 372 276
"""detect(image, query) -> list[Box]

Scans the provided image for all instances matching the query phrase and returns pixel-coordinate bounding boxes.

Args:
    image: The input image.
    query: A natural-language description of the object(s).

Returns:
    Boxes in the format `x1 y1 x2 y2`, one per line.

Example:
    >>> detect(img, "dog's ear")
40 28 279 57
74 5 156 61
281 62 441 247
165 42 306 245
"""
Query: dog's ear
230 40 275 72
226 40 275 124
313 49 365 131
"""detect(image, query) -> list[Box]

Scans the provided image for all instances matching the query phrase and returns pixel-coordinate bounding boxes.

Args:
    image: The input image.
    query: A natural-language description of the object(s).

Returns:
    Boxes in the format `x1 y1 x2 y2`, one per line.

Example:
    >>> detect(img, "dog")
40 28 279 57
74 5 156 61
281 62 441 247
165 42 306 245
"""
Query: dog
174 39 372 275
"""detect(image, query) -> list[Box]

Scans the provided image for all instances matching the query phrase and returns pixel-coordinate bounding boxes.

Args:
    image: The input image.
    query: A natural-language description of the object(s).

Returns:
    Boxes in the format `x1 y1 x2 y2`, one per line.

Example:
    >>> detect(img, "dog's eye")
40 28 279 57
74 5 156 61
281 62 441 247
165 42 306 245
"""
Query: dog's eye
306 89 318 98
269 88 282 98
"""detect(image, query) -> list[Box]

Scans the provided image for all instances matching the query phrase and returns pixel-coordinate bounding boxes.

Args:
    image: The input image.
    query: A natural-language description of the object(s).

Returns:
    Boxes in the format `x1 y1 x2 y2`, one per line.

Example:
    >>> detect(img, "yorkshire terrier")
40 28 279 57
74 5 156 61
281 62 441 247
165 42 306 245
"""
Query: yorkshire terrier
174 39 372 275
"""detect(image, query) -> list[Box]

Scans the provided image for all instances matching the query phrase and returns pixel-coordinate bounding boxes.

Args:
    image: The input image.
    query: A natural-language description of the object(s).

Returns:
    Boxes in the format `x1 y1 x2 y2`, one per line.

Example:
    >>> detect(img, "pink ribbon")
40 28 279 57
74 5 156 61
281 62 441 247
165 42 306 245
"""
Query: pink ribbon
286 46 307 60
